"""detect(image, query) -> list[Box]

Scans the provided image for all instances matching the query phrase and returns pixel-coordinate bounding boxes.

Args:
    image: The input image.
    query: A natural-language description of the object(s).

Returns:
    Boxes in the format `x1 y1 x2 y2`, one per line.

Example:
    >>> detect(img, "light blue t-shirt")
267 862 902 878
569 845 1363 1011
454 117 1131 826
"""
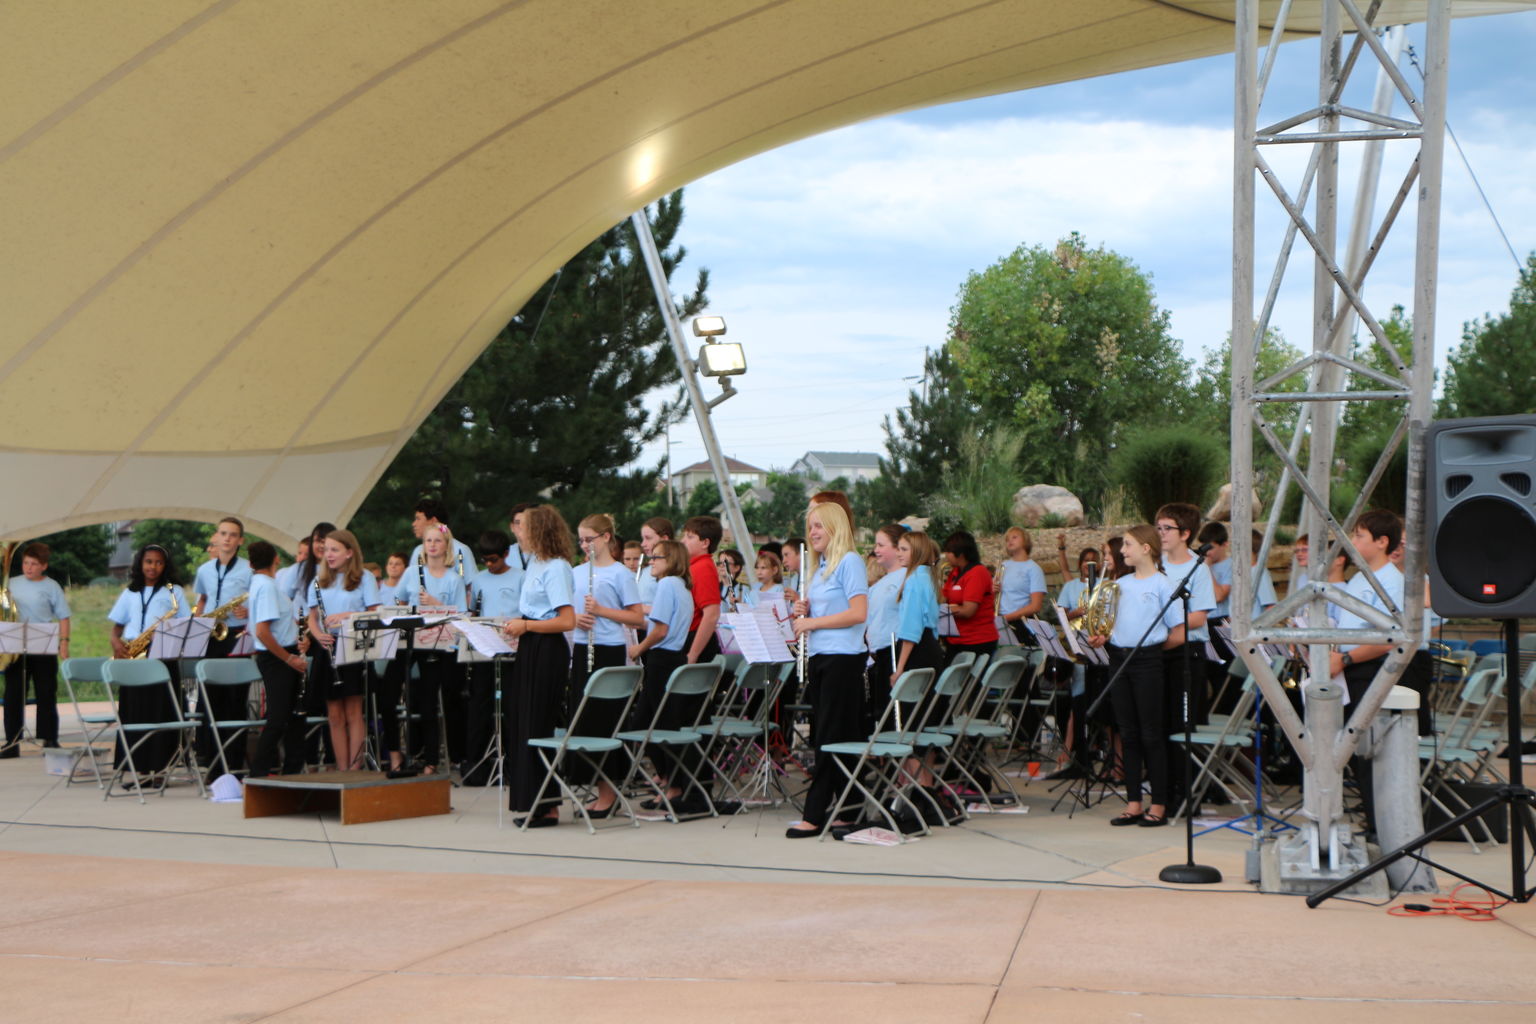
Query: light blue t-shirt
806 551 870 657
746 583 785 610
108 584 191 636
1161 553 1217 642
636 569 658 606
1108 572 1183 649
393 565 466 612
574 561 642 646
193 556 252 626
247 574 298 651
1057 578 1089 613
519 557 575 622
896 568 940 645
865 571 903 652
1251 566 1278 619
646 576 694 652
1210 557 1234 618
998 558 1046 617
313 572 382 631
6 575 70 622
469 567 522 618
1335 561 1405 655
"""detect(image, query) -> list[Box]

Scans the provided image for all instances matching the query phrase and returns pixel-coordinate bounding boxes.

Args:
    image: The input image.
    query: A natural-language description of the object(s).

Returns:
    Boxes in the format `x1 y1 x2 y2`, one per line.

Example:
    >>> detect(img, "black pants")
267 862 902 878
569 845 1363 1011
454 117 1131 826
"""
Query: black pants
944 639 997 667
4 654 58 748
408 651 458 769
114 659 181 774
195 629 248 779
461 659 502 786
1109 645 1169 808
866 646 894 733
799 652 868 828
565 643 627 785
250 648 306 777
507 631 569 814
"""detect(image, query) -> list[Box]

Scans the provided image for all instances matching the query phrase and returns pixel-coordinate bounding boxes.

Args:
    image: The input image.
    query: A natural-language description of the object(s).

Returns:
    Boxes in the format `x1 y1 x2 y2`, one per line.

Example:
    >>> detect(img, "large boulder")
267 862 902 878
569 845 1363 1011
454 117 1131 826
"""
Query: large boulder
1011 485 1084 527
1206 483 1262 522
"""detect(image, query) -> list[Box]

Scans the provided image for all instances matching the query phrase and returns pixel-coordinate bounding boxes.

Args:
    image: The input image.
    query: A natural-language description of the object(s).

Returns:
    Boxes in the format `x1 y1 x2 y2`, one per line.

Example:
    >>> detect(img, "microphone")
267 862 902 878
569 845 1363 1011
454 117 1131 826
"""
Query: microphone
1195 542 1214 559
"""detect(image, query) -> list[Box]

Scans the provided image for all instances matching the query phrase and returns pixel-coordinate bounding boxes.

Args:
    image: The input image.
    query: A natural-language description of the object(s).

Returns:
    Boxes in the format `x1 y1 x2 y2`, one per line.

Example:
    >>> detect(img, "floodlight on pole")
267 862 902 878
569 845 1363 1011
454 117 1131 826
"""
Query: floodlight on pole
692 315 727 338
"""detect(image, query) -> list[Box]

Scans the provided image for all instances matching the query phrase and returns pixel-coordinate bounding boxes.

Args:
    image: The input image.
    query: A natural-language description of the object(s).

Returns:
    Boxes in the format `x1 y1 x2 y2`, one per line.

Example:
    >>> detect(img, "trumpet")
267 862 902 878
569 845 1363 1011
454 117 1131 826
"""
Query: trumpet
123 585 180 659
208 593 248 641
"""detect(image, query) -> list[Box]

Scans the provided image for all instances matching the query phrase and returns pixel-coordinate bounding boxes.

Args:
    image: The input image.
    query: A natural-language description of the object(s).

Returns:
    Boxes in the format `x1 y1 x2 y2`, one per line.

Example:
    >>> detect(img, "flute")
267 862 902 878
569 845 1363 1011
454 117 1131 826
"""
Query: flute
796 544 808 686
586 538 596 674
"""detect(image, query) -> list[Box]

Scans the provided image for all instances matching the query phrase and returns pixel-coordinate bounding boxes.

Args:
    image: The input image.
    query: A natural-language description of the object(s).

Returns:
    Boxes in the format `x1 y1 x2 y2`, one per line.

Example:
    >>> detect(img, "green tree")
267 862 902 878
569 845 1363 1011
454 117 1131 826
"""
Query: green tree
923 428 1025 534
1186 329 1305 506
347 192 707 558
684 479 722 520
747 471 811 538
6 525 113 585
1440 254 1536 418
946 233 1192 503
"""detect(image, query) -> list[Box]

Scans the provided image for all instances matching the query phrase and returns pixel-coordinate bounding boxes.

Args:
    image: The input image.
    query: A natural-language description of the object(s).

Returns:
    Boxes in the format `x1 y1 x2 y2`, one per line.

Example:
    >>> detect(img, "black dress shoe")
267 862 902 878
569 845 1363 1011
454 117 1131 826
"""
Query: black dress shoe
1110 811 1144 826
582 803 616 820
785 823 823 838
515 815 559 829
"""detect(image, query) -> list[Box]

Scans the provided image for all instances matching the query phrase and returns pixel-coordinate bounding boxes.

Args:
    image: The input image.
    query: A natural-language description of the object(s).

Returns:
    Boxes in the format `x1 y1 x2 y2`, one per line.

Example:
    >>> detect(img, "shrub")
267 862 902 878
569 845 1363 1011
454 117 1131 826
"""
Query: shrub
1111 426 1224 522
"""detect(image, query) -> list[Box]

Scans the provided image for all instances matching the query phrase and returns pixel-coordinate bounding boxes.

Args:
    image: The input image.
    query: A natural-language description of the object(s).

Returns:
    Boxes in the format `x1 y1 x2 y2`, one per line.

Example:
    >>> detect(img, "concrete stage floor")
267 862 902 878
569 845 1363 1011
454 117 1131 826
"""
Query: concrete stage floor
1 729 1533 1022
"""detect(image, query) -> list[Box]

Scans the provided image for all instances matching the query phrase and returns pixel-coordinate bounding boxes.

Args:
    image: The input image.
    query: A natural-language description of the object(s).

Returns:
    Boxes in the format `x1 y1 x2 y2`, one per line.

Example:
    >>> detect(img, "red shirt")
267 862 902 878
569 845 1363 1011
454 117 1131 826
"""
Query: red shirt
944 564 999 645
689 553 722 631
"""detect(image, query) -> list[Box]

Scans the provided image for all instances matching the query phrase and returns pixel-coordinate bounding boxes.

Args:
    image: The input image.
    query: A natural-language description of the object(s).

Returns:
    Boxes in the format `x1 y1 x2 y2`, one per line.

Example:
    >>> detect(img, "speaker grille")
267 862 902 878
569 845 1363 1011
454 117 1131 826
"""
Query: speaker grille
1501 472 1532 496
1445 474 1473 498
1435 496 1536 604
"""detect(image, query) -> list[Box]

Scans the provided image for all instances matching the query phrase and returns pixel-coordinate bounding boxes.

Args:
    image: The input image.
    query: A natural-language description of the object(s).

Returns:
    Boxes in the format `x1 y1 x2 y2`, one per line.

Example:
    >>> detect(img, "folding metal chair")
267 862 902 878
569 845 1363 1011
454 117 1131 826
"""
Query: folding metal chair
933 653 1032 812
99 660 204 802
1175 679 1259 817
817 667 938 841
60 657 115 788
523 665 643 833
698 660 791 805
616 658 726 821
194 658 267 780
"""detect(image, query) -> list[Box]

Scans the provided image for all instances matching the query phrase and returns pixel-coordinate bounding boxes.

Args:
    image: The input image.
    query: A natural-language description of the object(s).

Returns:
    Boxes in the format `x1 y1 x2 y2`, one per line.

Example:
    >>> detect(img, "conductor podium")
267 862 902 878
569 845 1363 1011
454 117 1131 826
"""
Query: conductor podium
244 770 451 825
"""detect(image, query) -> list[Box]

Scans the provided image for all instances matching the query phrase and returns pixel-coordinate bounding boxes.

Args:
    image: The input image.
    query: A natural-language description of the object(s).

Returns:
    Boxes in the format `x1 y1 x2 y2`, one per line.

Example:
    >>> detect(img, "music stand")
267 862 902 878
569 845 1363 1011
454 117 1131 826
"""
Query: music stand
0 623 60 749
337 614 399 771
718 608 796 824
154 616 212 787
451 618 516 821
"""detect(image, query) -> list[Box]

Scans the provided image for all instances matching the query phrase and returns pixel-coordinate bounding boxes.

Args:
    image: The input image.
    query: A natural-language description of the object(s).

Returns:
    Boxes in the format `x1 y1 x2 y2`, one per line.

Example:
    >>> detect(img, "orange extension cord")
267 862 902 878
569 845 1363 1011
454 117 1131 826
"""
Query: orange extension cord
1389 883 1510 921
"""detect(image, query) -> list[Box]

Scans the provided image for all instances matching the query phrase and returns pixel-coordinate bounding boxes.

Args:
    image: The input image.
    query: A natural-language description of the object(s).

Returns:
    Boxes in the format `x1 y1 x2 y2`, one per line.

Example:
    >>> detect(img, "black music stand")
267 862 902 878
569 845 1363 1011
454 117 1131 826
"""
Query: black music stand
353 614 431 778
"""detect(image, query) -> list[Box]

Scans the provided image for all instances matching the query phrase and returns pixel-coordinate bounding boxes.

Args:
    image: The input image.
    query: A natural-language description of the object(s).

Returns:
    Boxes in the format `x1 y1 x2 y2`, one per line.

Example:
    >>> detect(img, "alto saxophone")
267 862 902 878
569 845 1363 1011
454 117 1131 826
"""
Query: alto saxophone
124 586 180 659
208 593 248 641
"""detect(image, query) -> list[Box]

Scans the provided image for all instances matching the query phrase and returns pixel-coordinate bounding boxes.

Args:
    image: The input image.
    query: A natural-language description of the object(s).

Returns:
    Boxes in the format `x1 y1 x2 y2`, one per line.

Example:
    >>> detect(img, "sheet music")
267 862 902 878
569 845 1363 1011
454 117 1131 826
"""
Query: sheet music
229 630 255 656
0 622 60 656
450 618 517 658
1054 606 1106 666
150 617 212 658
1025 618 1073 663
337 614 400 665
939 607 959 638
720 611 793 663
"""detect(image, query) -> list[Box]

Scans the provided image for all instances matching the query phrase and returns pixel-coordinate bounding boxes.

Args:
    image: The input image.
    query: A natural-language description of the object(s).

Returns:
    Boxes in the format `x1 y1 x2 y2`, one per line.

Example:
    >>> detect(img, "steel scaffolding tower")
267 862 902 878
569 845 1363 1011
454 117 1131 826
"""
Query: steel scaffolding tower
1229 0 1447 889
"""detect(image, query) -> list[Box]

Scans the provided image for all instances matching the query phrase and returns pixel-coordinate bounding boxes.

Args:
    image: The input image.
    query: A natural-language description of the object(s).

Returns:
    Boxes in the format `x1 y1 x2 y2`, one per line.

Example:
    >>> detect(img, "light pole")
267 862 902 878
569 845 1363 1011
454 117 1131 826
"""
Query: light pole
630 209 755 562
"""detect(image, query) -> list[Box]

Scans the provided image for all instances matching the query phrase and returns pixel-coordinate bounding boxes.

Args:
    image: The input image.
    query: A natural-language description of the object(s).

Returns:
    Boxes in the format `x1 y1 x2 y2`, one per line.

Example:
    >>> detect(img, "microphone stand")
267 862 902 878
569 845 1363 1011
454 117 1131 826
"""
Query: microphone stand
1159 545 1222 885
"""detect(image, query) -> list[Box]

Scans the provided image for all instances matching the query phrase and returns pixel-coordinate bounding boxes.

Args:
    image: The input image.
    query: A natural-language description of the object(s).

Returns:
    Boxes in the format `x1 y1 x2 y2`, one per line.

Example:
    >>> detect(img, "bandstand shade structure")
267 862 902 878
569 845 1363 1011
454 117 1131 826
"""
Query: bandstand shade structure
2 0 1528 546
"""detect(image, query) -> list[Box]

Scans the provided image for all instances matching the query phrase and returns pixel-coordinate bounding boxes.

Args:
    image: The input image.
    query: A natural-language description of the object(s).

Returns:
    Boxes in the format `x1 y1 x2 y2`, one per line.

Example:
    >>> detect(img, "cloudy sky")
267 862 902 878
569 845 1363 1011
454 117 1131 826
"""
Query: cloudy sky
642 10 1535 480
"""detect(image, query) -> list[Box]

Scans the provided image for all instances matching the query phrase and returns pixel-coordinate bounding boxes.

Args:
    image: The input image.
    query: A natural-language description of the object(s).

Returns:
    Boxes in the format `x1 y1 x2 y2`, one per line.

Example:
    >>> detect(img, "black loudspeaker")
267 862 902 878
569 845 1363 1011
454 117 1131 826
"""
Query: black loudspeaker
1427 415 1536 618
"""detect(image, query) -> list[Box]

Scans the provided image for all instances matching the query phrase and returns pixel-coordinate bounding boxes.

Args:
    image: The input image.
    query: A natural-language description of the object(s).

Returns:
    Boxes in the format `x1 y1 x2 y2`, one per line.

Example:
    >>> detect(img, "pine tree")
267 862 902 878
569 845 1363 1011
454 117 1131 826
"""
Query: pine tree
348 193 708 555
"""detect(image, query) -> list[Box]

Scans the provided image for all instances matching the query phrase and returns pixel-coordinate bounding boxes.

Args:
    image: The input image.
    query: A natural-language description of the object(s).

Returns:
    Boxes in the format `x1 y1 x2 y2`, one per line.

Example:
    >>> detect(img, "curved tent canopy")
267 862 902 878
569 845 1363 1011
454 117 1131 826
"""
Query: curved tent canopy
2 0 1527 546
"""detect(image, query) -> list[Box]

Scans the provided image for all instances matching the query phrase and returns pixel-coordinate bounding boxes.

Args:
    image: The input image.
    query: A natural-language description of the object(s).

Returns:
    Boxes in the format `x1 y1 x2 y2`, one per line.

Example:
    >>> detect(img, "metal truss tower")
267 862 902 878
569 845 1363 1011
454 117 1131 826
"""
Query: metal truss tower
1229 0 1447 888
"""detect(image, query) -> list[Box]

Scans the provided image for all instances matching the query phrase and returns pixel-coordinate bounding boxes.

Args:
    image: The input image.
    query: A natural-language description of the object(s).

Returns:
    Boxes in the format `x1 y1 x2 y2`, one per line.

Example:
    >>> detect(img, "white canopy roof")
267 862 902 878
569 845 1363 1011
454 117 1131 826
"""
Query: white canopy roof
3 1 1527 545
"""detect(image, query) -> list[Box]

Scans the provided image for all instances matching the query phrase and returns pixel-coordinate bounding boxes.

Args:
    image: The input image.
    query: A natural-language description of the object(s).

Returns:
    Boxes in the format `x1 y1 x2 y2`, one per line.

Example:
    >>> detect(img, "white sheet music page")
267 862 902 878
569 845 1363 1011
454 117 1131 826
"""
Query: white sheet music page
450 619 516 658
720 612 793 663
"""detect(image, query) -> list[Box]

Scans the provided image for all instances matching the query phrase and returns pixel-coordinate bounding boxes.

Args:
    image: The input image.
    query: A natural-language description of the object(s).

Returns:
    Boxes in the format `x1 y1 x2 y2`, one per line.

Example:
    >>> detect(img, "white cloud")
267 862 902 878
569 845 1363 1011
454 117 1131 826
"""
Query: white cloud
649 52 1535 475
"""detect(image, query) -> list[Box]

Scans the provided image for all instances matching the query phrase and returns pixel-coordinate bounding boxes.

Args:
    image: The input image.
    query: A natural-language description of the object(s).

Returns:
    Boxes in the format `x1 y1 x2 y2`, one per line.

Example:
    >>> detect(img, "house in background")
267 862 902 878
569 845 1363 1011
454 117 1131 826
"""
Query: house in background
790 451 882 484
669 457 767 505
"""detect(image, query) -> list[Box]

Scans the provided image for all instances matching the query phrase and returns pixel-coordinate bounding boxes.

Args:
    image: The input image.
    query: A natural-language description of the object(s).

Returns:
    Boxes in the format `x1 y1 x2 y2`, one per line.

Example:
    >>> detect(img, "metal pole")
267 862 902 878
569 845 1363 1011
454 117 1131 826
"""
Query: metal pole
629 208 755 562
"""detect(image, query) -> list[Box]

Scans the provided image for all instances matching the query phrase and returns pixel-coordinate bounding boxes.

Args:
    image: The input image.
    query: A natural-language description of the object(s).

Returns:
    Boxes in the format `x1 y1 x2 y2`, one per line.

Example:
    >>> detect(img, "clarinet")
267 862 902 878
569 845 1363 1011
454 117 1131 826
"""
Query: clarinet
313 582 341 692
796 544 808 687
585 540 596 674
